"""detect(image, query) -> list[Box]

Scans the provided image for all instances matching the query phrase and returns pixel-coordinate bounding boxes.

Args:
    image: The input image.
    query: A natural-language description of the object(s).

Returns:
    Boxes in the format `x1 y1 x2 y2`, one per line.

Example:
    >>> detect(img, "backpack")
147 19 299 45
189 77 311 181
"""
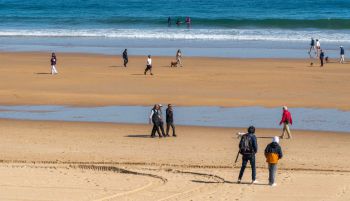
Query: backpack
239 134 253 154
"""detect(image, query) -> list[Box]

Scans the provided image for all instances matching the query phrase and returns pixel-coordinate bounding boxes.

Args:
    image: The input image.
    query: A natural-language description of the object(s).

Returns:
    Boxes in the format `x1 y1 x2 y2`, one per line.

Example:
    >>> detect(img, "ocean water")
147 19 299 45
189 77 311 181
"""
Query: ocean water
0 105 350 133
0 0 349 57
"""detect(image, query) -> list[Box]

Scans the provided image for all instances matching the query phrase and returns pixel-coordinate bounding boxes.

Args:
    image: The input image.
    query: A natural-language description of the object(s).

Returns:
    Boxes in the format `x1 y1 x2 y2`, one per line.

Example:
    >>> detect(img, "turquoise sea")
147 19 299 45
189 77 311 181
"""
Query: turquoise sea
0 0 349 57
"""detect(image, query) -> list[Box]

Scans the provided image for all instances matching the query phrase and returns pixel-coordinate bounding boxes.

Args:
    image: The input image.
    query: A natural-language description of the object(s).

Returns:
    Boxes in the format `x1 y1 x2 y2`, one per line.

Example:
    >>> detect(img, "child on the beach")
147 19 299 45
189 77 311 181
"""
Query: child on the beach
265 136 283 187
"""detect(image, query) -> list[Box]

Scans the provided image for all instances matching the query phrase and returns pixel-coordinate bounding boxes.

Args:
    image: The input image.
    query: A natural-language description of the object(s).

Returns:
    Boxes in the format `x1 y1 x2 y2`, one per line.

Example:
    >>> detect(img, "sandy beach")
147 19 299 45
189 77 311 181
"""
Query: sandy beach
0 119 349 201
0 52 349 200
0 52 350 110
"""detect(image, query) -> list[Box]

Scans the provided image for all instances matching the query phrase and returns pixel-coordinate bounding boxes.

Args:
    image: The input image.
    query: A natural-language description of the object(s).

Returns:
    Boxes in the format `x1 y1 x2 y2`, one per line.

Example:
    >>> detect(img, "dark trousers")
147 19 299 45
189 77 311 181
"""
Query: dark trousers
144 65 152 75
268 163 277 184
320 58 324 66
151 122 162 137
159 121 166 136
166 122 176 136
238 154 256 181
123 58 128 67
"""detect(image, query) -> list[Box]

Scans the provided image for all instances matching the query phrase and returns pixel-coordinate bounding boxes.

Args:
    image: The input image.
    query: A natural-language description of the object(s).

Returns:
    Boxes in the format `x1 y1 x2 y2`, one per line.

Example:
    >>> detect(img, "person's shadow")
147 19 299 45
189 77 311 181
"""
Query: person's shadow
125 134 151 138
35 72 51 75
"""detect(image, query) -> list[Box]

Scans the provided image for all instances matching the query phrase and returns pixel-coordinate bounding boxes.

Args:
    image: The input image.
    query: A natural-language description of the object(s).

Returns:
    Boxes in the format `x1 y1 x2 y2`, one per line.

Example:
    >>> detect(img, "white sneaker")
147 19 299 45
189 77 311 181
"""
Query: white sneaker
252 180 259 184
271 183 277 187
237 179 241 184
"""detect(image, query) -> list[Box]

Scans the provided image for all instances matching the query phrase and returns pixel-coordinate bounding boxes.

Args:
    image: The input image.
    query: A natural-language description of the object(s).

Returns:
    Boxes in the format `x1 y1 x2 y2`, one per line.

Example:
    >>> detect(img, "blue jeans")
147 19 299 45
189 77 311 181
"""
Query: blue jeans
238 154 256 181
268 163 277 184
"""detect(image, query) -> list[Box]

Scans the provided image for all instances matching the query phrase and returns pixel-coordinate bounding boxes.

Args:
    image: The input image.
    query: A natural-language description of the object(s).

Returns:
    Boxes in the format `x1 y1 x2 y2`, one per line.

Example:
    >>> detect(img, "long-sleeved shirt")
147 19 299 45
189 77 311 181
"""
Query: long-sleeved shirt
280 110 293 125
166 108 174 123
147 58 152 65
51 57 57 65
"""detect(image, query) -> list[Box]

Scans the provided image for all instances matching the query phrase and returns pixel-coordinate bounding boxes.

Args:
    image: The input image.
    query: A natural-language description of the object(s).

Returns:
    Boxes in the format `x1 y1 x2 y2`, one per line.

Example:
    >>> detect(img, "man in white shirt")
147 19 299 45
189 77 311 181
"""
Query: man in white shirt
316 39 321 57
144 55 153 75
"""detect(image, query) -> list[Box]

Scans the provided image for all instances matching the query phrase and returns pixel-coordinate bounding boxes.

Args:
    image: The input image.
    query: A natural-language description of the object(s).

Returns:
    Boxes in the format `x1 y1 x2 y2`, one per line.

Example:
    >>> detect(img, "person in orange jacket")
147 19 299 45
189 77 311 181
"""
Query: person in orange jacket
265 136 283 187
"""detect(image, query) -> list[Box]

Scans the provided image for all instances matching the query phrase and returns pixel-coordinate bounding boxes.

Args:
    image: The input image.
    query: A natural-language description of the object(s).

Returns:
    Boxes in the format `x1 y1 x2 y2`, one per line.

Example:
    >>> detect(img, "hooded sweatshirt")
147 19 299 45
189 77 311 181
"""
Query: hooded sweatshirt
265 139 283 164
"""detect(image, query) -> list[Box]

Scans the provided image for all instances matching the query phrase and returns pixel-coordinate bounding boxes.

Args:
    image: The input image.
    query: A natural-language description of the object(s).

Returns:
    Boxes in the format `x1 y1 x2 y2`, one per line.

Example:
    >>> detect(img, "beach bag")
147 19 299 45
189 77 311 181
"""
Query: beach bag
239 134 253 154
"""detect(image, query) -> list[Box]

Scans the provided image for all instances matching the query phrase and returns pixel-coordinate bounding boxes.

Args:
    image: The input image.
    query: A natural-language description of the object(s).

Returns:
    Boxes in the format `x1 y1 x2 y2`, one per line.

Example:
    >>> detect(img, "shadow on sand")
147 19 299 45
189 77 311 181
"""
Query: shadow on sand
125 134 151 138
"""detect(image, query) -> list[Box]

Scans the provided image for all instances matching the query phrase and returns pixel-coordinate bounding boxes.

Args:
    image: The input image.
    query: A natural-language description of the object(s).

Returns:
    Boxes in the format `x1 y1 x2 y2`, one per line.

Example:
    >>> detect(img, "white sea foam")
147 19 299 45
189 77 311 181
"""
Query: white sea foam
0 28 349 42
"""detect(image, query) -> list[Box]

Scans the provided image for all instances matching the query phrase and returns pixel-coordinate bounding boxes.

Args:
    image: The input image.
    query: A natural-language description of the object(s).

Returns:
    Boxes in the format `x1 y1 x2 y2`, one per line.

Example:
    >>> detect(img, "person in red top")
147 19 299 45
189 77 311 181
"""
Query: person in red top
279 106 292 139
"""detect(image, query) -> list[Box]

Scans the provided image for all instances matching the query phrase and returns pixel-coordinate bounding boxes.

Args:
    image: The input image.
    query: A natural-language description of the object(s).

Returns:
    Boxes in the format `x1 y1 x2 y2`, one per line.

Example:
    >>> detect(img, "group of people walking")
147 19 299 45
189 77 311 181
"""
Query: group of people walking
308 38 346 67
149 104 176 138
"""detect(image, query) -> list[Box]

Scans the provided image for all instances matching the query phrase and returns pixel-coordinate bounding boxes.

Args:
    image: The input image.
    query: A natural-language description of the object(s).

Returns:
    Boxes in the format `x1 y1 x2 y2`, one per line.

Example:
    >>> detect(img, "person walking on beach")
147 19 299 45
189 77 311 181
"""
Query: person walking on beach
320 49 325 67
316 39 321 57
158 104 166 136
122 49 128 67
144 55 153 75
265 136 283 187
280 106 293 139
176 49 183 67
166 104 176 137
340 46 345 64
50 52 58 75
237 126 258 184
308 38 316 56
149 104 163 138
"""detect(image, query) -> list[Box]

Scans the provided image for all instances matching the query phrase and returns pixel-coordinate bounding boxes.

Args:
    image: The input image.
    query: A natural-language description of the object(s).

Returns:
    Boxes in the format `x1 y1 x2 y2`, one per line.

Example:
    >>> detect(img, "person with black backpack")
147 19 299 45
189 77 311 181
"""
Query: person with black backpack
237 126 258 184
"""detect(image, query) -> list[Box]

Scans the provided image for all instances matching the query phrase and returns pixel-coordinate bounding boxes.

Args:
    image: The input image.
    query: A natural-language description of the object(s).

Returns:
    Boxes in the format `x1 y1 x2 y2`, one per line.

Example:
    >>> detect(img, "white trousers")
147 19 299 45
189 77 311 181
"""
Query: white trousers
340 55 345 63
51 65 58 74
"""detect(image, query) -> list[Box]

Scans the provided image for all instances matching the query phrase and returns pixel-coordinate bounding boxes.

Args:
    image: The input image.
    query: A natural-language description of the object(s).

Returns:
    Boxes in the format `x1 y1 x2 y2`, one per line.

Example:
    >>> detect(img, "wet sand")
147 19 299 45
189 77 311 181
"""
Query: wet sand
0 119 349 201
0 52 350 110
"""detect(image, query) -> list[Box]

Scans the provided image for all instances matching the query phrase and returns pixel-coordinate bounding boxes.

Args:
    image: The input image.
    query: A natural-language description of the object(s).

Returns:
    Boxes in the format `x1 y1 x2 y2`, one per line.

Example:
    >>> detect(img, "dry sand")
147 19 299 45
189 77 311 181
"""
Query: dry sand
0 52 350 109
0 119 349 201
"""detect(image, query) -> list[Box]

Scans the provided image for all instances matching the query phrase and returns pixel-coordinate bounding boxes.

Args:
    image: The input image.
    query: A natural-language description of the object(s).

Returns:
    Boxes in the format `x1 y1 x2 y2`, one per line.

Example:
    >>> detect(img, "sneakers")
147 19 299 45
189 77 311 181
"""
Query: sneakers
271 183 277 187
252 180 259 184
237 179 241 184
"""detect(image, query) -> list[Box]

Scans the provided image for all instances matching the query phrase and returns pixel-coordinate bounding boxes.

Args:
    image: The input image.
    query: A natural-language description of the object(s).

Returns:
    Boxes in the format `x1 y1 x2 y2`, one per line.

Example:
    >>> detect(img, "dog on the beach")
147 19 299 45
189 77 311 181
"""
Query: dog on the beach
170 61 178 67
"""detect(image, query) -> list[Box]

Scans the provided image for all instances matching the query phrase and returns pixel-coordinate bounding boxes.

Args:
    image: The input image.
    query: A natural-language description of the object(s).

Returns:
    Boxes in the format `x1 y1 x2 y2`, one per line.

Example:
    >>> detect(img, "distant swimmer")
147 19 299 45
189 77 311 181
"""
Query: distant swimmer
122 49 128 67
50 52 58 75
185 16 191 27
176 18 181 26
168 17 171 26
340 46 345 64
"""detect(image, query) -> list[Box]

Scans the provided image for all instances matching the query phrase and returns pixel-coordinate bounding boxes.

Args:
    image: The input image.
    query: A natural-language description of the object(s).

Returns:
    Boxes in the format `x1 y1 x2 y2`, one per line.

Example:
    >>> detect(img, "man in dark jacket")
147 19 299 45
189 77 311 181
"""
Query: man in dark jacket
238 126 258 184
320 49 325 67
122 49 128 67
166 104 176 137
265 136 283 186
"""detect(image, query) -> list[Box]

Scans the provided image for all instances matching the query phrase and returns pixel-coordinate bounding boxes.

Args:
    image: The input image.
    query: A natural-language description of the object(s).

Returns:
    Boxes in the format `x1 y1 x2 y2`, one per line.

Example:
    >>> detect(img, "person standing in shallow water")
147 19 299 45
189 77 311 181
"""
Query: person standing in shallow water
122 49 128 67
50 52 58 75
166 104 176 137
280 106 293 139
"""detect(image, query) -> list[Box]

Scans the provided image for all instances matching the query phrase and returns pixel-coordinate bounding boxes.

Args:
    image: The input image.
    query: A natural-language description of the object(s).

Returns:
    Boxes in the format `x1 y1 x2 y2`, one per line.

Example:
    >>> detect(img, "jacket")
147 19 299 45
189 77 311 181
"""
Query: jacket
280 110 293 125
166 108 173 123
265 142 283 164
